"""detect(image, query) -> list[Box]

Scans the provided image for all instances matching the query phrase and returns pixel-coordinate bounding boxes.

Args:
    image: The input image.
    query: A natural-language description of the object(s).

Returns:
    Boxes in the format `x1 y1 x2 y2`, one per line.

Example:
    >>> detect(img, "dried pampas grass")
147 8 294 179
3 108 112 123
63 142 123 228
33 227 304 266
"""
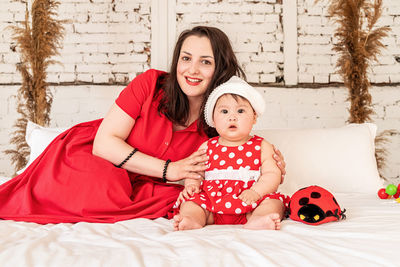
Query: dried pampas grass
316 0 394 179
5 0 65 173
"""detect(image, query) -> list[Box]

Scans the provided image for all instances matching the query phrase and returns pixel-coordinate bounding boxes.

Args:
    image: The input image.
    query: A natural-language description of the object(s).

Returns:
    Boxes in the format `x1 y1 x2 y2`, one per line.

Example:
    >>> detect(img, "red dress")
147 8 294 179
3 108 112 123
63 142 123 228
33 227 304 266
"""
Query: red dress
175 136 290 225
0 69 208 224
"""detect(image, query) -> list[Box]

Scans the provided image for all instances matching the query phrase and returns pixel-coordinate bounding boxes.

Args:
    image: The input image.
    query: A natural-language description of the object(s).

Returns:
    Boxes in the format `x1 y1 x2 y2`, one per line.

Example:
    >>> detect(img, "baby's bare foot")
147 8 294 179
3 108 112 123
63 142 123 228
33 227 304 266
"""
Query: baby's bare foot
173 214 203 231
243 213 281 230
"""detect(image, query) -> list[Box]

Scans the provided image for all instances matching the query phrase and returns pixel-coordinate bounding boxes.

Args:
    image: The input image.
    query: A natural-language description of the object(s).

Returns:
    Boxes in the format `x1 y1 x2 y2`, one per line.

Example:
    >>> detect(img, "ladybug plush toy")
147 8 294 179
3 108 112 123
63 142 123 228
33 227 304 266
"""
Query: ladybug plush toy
288 185 346 225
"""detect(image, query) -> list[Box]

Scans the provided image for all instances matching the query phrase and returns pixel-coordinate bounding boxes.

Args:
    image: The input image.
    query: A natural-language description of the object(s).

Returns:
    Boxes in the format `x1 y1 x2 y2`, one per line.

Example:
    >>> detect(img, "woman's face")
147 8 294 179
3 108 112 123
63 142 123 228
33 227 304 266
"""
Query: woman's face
177 35 215 101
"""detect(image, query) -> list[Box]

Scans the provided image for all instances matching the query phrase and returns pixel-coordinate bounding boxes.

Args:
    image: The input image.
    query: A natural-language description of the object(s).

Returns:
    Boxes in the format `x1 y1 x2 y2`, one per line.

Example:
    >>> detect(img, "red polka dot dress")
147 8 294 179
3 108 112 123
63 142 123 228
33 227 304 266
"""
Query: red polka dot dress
184 135 289 220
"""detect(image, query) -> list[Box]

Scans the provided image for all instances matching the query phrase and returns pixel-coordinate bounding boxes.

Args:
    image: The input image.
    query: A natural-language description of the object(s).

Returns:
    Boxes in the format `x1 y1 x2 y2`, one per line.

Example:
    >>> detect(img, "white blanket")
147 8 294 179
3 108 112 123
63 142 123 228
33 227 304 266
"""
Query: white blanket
0 176 399 267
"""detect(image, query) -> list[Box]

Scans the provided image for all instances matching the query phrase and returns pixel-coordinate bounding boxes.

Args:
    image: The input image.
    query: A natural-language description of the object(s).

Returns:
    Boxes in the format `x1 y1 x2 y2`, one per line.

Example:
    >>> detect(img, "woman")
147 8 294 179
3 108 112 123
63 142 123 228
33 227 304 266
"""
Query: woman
0 26 285 224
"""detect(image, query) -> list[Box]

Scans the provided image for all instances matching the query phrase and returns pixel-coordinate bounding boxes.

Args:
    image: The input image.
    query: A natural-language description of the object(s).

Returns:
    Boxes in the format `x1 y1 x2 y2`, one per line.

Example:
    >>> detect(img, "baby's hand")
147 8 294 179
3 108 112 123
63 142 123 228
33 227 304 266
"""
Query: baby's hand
238 189 261 205
181 183 200 199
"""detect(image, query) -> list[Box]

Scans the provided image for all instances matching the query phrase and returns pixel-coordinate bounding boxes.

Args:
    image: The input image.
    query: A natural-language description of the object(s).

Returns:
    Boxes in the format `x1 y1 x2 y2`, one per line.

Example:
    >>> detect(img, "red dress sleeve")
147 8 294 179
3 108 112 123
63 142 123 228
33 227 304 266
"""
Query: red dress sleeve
115 69 165 119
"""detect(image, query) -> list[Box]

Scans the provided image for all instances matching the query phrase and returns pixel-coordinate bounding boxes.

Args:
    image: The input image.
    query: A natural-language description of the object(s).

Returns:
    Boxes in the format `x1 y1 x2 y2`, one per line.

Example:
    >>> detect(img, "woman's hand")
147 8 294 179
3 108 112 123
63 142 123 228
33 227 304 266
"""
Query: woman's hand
167 149 208 182
272 145 286 184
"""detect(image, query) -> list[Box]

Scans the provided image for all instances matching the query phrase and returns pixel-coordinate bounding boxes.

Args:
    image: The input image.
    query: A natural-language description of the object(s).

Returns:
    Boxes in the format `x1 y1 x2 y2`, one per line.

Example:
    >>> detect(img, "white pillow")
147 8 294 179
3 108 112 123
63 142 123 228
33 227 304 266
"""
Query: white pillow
252 123 384 195
17 121 67 174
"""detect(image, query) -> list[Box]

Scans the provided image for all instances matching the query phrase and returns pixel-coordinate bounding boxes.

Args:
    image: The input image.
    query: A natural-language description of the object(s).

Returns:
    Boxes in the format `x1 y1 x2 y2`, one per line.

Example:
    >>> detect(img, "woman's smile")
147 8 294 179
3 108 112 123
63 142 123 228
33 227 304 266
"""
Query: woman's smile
185 76 203 86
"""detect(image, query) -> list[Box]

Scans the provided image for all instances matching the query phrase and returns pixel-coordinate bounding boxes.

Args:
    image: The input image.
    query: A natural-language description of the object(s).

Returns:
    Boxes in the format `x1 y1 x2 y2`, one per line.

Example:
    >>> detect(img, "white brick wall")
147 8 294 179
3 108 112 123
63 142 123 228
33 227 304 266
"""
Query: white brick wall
176 0 284 83
297 0 400 84
0 0 151 84
0 0 399 183
2 0 400 85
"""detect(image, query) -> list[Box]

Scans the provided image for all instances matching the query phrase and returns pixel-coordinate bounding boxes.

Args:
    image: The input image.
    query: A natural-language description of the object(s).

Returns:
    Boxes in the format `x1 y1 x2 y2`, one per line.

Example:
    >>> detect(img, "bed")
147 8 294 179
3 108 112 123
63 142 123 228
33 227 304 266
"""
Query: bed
0 187 398 266
0 122 398 266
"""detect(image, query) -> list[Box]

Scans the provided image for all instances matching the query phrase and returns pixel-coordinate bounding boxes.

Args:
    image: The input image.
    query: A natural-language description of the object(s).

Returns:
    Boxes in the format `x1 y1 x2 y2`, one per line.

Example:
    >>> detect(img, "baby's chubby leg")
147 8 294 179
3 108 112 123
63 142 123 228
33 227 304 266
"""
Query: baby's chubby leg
244 198 284 230
173 201 212 231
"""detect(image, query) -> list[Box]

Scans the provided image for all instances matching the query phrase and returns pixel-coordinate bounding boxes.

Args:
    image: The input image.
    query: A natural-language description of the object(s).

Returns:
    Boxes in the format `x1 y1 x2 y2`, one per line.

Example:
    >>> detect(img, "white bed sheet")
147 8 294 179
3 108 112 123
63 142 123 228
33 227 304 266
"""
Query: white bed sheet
0 176 399 267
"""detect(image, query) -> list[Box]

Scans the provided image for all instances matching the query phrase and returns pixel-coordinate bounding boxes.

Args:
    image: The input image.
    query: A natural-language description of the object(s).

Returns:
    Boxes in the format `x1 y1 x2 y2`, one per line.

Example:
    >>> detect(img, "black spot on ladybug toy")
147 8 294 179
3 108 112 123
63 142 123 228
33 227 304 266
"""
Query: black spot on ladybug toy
287 185 346 225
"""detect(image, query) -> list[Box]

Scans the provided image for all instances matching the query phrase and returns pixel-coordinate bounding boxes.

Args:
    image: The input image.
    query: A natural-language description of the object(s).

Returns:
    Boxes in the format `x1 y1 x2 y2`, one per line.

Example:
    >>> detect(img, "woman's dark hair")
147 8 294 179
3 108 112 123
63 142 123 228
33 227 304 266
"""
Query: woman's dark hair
154 26 245 137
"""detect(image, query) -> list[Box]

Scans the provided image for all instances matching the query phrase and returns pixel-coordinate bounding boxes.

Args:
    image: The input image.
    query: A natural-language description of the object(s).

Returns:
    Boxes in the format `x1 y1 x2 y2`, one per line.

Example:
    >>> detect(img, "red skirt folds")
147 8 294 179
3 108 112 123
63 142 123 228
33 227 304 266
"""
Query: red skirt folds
0 119 183 224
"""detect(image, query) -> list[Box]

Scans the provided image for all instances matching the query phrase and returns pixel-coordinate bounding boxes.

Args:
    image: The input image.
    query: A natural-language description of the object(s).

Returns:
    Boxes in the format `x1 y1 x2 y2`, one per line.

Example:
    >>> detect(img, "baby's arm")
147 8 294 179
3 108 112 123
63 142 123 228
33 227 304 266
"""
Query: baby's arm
180 141 208 199
239 140 282 204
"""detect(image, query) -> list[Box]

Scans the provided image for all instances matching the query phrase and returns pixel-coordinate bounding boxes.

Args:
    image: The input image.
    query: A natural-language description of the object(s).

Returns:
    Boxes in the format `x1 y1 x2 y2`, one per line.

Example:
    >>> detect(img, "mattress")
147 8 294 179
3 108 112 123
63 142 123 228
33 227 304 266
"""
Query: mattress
0 176 399 267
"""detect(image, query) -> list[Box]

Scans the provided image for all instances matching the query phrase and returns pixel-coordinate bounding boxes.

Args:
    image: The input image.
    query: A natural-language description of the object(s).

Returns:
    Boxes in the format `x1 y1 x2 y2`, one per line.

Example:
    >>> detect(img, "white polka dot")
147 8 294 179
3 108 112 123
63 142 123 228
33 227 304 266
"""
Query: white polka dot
225 202 232 208
229 152 235 158
254 159 259 165
211 206 215 211
234 182 239 186
218 184 223 188
245 166 250 170
252 203 257 208
217 192 222 196
211 140 217 144
216 199 221 203
213 154 219 160
241 202 248 206
219 160 226 166
238 146 244 151
209 149 213 154
224 181 228 185
247 141 253 145
232 194 238 199
227 166 233 170
246 152 252 157
217 211 223 214
201 204 207 209
255 145 261 150
235 208 242 214
211 192 216 197
236 158 243 164
216 143 219 147
221 147 227 152
215 180 220 184
226 187 233 193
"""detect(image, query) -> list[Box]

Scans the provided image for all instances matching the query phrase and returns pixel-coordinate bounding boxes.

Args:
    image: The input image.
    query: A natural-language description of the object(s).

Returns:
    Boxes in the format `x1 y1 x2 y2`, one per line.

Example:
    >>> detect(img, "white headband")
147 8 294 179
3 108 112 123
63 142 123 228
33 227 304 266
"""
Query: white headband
204 76 266 128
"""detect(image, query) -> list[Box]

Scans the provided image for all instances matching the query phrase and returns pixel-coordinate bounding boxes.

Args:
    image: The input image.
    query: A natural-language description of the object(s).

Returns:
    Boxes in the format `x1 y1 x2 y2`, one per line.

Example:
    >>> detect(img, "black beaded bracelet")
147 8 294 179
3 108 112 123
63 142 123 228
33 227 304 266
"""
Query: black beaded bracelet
114 148 138 168
162 159 171 183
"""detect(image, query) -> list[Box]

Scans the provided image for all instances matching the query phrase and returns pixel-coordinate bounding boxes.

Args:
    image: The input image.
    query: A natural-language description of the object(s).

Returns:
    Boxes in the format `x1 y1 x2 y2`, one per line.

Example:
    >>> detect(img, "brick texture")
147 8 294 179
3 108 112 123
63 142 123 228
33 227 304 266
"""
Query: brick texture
0 0 399 182
176 0 284 83
297 0 400 84
0 0 151 84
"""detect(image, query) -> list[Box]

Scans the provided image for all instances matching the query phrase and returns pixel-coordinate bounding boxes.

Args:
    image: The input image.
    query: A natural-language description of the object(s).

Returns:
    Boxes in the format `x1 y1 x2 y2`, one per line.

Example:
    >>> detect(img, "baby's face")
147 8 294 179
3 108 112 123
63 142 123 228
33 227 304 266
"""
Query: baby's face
213 94 256 144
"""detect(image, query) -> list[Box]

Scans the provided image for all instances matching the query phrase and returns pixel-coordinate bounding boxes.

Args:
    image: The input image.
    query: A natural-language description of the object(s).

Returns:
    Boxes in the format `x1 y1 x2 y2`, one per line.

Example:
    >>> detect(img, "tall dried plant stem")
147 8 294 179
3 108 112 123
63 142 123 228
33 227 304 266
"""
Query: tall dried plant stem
5 0 64 173
325 0 389 122
316 0 391 177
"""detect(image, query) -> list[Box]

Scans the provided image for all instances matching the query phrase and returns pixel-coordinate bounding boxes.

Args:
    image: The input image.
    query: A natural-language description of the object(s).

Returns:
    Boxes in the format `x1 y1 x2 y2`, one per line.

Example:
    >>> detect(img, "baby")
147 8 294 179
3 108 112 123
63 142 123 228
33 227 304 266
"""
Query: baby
173 76 289 230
